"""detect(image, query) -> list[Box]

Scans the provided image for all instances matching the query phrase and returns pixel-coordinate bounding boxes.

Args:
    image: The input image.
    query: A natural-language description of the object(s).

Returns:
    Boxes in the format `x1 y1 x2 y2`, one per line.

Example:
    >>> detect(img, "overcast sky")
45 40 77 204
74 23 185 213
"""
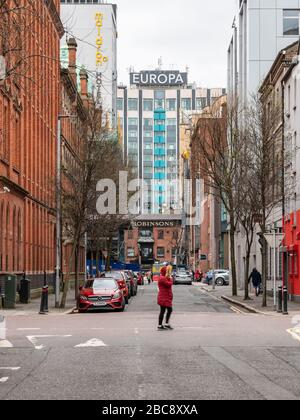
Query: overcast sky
114 0 237 88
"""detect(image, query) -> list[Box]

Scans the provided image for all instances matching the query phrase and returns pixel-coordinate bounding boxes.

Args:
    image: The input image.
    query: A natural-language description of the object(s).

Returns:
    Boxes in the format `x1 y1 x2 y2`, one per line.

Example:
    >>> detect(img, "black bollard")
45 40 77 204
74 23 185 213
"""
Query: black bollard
39 284 49 315
283 286 289 315
277 286 283 313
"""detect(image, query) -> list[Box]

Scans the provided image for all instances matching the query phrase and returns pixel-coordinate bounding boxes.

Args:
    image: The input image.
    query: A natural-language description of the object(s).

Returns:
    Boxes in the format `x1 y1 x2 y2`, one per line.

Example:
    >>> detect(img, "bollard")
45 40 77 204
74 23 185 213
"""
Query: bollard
277 286 283 313
283 286 289 315
39 285 49 315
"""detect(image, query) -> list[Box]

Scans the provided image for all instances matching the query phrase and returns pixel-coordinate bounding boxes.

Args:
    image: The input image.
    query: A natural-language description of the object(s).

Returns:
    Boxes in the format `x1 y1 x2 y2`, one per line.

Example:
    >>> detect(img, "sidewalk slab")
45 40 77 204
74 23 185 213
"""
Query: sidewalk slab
0 290 76 317
196 283 300 316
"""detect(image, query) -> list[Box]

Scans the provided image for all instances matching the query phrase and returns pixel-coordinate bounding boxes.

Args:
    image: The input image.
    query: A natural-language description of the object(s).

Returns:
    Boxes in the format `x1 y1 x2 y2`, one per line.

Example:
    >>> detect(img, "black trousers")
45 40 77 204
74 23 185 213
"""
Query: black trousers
159 306 173 326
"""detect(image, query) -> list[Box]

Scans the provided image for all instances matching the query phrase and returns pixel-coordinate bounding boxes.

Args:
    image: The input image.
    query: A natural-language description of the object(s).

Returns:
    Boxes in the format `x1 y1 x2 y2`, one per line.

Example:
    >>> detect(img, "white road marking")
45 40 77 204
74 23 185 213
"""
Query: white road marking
27 335 72 350
17 328 41 331
0 340 13 348
134 328 139 335
0 367 20 371
287 328 300 343
0 377 9 383
75 338 107 348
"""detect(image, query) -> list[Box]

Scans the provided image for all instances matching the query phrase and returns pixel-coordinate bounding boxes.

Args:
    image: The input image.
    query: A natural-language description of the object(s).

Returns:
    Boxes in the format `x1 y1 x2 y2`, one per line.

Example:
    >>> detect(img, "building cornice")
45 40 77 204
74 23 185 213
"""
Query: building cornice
44 0 64 38
0 176 29 198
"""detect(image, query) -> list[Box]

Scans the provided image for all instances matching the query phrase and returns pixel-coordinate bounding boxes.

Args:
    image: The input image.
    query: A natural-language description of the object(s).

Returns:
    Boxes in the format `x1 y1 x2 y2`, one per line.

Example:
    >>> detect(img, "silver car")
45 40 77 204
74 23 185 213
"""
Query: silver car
213 270 230 286
174 271 193 285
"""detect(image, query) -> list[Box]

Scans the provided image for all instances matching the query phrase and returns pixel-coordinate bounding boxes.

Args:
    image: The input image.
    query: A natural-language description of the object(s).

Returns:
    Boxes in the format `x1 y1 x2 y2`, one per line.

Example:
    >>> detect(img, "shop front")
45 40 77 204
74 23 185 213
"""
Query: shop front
284 210 300 301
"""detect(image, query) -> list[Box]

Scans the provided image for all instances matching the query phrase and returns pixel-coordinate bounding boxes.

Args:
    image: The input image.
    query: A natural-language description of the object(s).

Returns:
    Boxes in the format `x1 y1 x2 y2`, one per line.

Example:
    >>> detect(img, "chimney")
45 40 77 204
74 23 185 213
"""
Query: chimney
80 68 88 98
67 37 78 86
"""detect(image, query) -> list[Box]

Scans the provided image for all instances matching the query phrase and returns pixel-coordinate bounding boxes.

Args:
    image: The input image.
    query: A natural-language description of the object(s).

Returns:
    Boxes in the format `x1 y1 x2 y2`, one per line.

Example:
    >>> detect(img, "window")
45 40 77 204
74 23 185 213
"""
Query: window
117 98 123 111
196 97 207 110
154 91 165 100
154 99 165 110
283 10 300 36
128 131 138 138
157 247 165 258
158 230 164 240
128 118 138 127
143 99 153 111
128 98 138 111
144 118 153 130
181 98 191 110
127 248 135 258
166 119 176 126
166 99 176 111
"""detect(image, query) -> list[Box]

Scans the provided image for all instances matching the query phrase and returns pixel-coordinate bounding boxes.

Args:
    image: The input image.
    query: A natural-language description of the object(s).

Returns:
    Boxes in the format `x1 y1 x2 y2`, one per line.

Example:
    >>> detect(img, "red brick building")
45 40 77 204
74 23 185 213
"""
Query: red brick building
124 215 182 268
60 38 89 277
0 1 63 288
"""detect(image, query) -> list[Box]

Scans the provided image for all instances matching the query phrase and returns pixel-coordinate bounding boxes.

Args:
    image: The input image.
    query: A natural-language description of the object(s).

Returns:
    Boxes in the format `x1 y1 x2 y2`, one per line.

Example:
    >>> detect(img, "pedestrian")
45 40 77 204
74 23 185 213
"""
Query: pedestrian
157 266 174 331
248 268 262 297
195 269 200 283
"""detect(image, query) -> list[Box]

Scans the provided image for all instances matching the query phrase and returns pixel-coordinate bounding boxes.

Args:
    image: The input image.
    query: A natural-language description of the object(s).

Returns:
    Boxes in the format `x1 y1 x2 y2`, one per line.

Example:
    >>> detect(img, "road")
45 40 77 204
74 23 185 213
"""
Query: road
0 283 300 400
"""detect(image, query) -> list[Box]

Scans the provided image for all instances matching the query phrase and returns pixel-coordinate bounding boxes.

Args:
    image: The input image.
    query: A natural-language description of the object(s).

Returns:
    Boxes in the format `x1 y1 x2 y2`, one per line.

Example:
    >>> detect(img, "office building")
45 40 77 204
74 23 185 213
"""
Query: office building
117 70 225 214
228 0 300 100
61 0 118 127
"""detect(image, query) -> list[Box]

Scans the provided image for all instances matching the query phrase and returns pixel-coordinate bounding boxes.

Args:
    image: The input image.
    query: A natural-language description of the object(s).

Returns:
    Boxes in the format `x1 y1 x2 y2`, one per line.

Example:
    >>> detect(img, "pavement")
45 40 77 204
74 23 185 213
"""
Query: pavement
0 289 77 317
0 283 300 400
196 283 300 316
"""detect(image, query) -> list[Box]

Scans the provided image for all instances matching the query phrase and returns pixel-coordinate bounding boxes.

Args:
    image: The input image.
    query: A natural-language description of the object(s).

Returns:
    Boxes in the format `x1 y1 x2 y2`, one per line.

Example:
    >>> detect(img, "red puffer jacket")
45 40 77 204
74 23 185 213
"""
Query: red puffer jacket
157 275 173 308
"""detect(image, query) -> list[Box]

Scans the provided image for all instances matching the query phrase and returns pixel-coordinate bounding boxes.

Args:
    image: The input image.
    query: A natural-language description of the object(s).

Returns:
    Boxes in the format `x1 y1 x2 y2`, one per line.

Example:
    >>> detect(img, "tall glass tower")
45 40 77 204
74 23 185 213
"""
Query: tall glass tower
118 70 225 214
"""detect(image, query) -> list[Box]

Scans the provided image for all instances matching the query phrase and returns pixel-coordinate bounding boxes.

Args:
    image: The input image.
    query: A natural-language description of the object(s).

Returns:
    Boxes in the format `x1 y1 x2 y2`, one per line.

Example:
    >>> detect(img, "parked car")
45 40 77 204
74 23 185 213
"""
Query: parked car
136 272 144 286
203 270 230 286
103 271 130 304
125 270 138 296
174 270 193 285
78 278 126 313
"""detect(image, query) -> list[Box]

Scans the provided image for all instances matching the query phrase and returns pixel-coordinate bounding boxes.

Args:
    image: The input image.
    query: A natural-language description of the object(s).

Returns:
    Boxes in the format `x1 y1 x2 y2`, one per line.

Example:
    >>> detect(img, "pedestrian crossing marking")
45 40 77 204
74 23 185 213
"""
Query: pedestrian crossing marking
0 340 13 348
0 377 9 383
287 328 300 343
75 338 107 348
26 335 72 350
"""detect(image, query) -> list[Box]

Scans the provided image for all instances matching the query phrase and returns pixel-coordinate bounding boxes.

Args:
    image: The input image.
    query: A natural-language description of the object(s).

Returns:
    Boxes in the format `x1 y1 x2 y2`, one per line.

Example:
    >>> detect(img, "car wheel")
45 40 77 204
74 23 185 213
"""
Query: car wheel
216 278 224 286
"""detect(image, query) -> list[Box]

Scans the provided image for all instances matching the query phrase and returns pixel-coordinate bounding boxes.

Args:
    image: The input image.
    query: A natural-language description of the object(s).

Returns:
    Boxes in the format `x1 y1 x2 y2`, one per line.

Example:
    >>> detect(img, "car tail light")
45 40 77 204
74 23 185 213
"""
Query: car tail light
117 279 125 288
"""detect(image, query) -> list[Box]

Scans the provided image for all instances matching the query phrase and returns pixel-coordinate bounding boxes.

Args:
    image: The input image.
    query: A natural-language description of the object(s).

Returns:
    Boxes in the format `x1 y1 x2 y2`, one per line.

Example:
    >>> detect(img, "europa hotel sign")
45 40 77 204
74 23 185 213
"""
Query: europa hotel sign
130 71 188 87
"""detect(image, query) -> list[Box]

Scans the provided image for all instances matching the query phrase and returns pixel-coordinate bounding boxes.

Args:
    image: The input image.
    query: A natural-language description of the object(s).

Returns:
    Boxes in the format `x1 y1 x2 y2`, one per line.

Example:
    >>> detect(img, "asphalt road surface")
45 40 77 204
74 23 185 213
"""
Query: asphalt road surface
1 283 300 400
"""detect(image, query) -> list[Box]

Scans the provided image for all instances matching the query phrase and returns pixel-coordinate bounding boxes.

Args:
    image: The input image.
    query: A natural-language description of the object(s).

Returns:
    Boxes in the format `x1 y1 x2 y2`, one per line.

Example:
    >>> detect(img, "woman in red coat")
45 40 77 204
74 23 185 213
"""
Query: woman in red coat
157 266 174 330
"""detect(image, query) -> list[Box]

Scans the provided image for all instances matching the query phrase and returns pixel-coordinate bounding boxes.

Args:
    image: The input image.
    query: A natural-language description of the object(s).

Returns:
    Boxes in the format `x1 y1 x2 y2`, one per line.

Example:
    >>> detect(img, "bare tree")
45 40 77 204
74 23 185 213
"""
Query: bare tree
191 98 244 297
0 1 63 83
60 105 104 308
245 95 283 307
87 144 134 273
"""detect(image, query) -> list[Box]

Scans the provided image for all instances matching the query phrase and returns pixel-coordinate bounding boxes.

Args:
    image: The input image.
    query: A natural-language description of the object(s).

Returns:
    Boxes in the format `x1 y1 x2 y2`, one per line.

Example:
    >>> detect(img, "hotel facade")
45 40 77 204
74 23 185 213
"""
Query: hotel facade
60 0 118 127
117 70 225 215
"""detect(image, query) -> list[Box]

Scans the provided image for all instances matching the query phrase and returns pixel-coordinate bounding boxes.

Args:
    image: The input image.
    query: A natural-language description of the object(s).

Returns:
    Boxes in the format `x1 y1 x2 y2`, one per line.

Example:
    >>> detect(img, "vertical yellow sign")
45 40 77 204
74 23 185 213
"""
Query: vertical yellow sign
95 12 108 67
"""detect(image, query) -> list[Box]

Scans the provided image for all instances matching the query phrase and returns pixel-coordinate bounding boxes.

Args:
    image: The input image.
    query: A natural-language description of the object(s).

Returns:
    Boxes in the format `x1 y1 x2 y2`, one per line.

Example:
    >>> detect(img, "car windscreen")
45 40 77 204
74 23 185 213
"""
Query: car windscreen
105 272 123 279
85 279 117 289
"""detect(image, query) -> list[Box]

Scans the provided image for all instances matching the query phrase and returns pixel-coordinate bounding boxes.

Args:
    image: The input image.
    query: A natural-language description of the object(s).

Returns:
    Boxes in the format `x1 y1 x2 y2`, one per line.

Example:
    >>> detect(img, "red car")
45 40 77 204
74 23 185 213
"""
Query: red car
78 278 126 313
103 271 130 304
